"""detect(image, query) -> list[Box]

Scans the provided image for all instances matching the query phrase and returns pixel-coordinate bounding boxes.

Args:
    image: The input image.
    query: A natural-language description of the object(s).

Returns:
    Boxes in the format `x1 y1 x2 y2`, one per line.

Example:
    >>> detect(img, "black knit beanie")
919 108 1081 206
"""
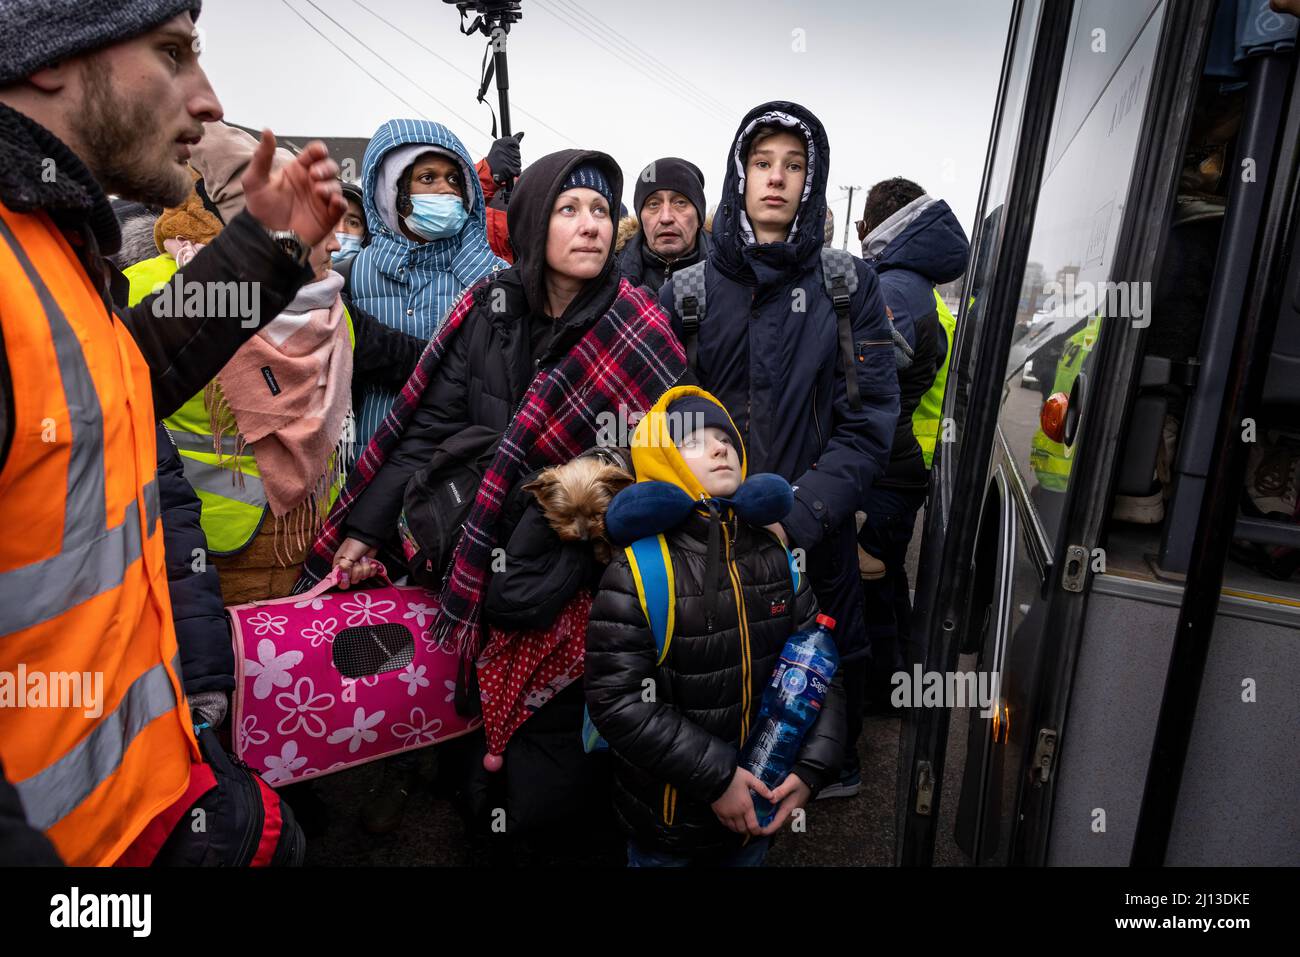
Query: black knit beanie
634 157 707 224
560 162 616 210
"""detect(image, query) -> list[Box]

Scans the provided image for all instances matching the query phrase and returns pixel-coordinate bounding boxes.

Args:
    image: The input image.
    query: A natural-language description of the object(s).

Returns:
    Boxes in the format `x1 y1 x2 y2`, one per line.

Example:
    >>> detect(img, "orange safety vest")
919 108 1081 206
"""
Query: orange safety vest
0 202 197 865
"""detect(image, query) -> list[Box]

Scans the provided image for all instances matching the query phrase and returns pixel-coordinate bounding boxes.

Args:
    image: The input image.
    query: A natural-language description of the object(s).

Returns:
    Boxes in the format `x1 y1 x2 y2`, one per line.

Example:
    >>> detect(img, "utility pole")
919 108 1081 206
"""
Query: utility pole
840 184 861 251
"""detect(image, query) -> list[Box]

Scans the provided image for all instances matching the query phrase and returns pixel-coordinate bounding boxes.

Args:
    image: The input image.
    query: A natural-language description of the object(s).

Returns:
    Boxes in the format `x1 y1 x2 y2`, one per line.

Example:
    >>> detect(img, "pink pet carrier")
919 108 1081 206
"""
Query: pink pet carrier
228 563 479 786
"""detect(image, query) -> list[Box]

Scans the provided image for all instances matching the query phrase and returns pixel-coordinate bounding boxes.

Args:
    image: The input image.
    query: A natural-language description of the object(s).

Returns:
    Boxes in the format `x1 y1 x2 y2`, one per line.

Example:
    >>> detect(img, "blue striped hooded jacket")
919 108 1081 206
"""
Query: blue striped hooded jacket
350 118 506 443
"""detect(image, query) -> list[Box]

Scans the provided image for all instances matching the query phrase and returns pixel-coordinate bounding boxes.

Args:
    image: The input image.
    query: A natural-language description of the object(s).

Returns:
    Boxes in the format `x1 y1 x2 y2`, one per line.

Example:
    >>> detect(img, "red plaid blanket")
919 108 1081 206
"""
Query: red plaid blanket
297 276 685 670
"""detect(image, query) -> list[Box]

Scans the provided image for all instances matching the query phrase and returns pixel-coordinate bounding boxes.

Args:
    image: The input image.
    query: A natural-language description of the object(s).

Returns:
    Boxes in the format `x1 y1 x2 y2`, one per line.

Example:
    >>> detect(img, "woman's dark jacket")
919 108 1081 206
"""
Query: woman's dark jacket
343 149 639 633
586 512 846 855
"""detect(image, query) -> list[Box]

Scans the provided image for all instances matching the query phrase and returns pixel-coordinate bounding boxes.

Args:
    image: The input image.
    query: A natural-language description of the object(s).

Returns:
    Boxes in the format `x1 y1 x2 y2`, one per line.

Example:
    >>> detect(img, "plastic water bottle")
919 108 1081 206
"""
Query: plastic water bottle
740 614 840 827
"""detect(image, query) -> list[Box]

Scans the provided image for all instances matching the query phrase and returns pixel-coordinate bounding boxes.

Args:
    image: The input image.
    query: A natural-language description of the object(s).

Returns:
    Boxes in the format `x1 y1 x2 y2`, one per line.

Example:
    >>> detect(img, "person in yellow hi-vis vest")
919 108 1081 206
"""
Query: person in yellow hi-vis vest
1029 316 1100 493
125 127 426 605
0 1 347 863
815 177 969 801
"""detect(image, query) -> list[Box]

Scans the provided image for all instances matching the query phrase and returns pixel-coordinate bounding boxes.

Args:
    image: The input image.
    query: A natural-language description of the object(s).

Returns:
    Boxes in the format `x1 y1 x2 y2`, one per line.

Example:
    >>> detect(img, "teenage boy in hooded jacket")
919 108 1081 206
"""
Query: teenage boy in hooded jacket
658 102 900 767
586 386 846 865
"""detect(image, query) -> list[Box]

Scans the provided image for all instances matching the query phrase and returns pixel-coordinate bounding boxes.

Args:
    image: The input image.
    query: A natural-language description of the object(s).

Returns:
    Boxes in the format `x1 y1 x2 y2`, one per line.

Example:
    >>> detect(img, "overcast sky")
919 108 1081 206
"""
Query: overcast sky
200 0 1012 244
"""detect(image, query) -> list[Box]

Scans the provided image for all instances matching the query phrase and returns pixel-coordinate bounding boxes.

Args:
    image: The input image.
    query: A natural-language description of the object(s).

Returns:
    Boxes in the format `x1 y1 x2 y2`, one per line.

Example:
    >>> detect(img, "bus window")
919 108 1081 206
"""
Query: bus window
997 0 1167 553
945 0 1043 511
1045 0 1163 176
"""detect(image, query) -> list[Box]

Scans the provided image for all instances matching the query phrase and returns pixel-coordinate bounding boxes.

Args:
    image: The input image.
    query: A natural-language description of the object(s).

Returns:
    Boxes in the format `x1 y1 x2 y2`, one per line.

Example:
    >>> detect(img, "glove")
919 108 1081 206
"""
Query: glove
189 690 229 729
486 132 524 182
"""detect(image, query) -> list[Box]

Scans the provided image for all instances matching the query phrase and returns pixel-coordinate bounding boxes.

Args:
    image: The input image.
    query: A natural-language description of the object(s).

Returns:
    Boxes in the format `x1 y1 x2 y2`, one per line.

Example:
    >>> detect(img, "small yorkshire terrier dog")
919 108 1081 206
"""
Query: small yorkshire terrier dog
524 457 634 563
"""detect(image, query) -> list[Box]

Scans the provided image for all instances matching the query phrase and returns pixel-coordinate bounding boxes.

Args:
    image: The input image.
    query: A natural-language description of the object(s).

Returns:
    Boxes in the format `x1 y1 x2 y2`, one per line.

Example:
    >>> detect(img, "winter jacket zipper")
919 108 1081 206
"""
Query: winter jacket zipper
661 782 678 825
232 752 265 866
721 521 754 744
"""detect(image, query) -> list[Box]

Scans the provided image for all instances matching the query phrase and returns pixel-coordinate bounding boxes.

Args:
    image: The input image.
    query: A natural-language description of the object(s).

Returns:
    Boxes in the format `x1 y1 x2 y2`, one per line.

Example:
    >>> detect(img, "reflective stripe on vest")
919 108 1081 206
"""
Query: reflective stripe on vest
0 479 158 635
183 457 269 509
0 206 195 865
16 652 182 830
912 289 957 469
0 217 159 631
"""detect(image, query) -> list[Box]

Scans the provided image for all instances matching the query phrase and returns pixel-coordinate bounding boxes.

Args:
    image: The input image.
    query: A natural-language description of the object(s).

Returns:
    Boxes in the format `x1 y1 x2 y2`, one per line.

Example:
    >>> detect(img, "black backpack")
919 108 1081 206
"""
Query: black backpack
401 424 502 588
134 724 306 867
672 248 914 413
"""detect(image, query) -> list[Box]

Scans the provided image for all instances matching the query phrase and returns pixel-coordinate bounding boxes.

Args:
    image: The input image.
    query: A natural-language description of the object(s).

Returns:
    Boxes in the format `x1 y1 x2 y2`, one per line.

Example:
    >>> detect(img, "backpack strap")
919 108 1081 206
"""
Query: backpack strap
785 543 802 596
820 247 863 412
581 534 676 754
626 534 676 664
673 261 708 373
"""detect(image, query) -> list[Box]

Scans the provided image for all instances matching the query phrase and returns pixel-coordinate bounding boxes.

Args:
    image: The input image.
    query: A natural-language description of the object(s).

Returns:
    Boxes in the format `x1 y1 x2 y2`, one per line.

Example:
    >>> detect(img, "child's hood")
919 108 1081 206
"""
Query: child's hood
608 386 793 546
629 385 747 500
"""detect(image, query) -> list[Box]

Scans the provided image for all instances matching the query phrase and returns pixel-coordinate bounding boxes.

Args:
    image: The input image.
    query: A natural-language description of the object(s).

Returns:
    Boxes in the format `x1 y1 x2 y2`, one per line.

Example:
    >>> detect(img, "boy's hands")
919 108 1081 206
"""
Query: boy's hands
759 772 812 835
712 768 772 835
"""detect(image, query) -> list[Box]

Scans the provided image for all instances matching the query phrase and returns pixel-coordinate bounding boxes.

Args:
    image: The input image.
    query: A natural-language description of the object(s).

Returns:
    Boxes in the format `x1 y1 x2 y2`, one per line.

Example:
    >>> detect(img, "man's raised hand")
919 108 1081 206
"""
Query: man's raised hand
242 130 345 246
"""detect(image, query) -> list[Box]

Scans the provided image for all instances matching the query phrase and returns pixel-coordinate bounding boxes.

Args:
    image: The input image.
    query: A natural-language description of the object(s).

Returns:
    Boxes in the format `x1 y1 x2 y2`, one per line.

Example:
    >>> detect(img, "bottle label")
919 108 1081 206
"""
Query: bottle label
773 656 833 695
781 668 808 695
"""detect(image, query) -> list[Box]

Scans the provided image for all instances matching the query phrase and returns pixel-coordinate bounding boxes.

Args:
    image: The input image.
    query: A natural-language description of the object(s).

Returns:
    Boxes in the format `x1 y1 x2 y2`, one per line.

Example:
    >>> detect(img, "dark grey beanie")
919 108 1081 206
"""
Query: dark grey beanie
0 0 202 87
634 156 706 224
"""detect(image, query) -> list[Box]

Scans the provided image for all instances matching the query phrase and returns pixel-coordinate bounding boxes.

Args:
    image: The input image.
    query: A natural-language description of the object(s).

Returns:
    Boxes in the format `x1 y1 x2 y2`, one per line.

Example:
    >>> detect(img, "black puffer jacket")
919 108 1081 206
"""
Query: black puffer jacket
587 511 845 854
585 385 845 855
484 446 632 631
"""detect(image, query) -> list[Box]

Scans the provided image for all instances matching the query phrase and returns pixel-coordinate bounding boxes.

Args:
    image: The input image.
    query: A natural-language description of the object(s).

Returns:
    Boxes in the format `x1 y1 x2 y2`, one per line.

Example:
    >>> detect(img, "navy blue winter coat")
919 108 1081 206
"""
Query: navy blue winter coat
658 102 899 552
157 423 234 695
867 198 969 489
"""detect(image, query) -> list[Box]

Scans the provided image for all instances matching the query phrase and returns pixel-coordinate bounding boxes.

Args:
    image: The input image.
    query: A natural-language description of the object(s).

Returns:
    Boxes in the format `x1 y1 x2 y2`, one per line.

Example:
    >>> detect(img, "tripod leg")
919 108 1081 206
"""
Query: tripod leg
491 27 512 139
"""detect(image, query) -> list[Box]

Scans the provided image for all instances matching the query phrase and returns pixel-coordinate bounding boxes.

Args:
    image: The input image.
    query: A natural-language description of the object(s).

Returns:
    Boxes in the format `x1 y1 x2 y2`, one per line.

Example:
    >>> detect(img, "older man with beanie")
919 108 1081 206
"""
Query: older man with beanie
0 0 343 864
618 156 711 295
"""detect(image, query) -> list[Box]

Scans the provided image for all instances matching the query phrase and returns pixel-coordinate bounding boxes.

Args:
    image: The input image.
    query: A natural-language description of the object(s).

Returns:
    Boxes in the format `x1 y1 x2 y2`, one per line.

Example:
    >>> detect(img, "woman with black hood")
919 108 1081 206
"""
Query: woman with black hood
296 150 687 838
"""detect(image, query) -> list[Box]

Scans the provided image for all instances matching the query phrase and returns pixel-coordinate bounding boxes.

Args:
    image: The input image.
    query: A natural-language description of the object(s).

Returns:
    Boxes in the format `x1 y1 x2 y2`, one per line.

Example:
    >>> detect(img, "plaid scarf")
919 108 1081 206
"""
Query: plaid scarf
297 275 685 664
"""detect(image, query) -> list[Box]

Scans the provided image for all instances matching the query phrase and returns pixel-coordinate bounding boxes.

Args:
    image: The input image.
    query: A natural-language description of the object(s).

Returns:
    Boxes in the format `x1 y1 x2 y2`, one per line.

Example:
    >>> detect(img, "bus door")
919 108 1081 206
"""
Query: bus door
900 0 1216 866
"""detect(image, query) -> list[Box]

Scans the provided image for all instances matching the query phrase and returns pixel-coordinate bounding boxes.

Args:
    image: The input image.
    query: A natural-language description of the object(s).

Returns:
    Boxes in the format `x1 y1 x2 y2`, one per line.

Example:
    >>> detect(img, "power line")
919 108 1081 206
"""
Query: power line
530 0 733 126
349 0 579 147
535 0 731 124
279 0 429 121
550 0 738 119
296 0 493 150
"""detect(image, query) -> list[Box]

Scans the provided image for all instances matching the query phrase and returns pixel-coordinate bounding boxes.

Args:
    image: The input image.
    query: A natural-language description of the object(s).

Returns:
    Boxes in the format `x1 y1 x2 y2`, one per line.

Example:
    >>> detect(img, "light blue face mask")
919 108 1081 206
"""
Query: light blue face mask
331 232 363 264
404 193 469 241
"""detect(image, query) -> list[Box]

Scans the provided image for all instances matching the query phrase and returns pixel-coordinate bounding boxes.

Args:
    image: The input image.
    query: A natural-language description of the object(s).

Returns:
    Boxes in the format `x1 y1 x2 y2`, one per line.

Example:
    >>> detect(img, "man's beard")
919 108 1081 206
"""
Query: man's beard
70 58 192 208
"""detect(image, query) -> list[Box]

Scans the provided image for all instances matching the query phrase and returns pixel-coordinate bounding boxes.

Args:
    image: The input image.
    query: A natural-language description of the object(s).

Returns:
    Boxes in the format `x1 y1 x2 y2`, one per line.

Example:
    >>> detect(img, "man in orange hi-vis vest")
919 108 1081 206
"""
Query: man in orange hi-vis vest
0 0 344 865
